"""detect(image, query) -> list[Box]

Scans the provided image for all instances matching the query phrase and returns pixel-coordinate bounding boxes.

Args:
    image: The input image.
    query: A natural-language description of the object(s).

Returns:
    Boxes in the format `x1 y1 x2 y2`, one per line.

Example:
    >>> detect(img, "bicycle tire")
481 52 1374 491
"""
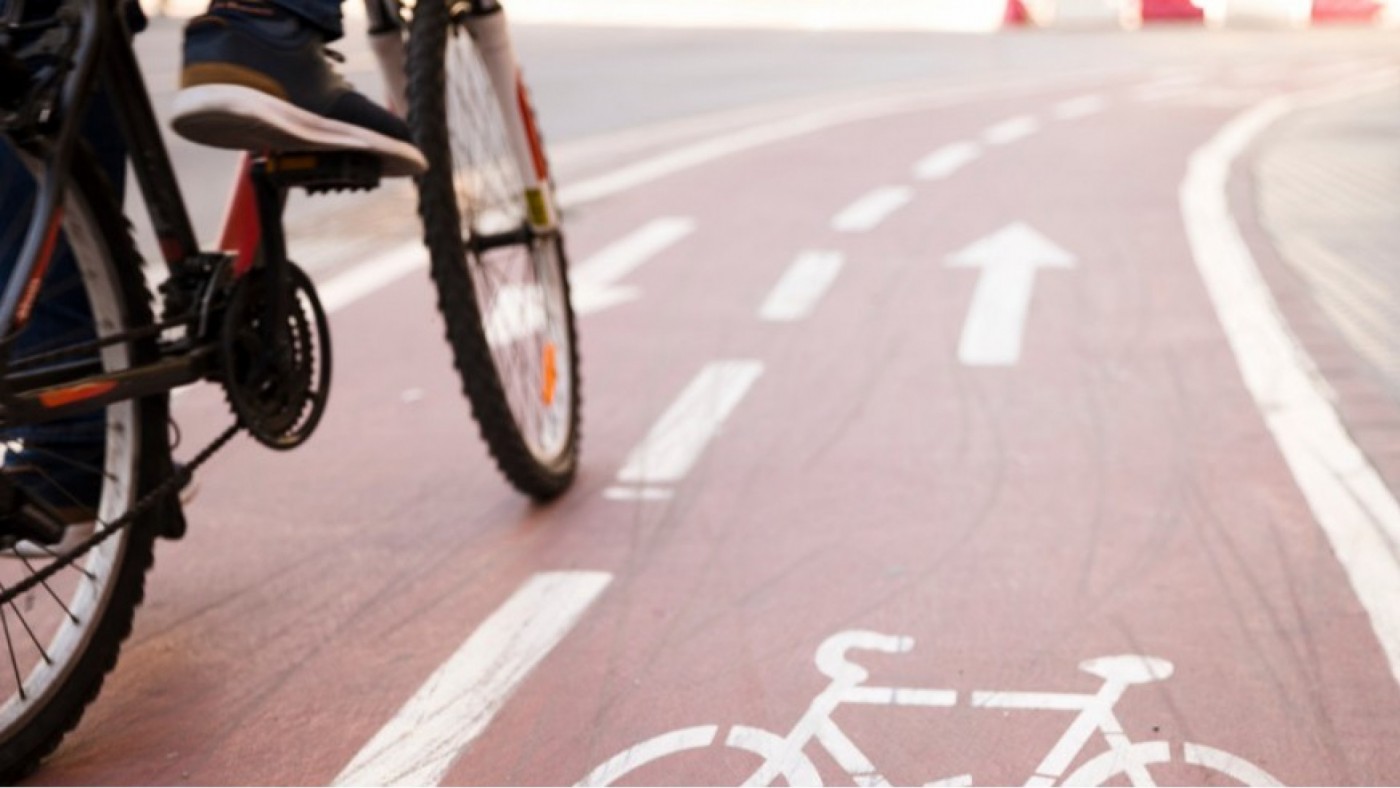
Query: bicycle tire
0 143 174 781
407 0 581 500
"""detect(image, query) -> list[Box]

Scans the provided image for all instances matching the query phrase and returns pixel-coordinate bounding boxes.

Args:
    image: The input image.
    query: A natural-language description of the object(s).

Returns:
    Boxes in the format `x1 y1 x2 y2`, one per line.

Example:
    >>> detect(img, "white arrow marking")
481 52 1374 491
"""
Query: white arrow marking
947 222 1076 367
914 141 982 180
333 571 612 787
571 217 696 315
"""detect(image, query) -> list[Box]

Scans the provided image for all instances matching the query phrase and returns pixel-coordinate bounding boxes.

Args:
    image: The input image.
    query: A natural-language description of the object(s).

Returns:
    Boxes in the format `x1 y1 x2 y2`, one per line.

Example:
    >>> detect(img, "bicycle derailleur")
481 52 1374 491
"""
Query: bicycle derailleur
218 262 332 450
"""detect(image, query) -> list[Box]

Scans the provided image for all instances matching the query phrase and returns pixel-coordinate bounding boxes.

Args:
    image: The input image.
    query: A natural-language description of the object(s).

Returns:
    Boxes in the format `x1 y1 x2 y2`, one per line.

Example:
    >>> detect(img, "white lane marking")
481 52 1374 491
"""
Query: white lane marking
926 776 974 787
483 284 546 348
602 486 674 502
556 66 1141 208
760 250 845 322
1052 94 1107 120
333 571 612 787
1180 70 1400 690
947 222 1076 367
1132 76 1201 103
913 140 982 181
318 242 426 315
572 217 697 315
981 115 1041 145
615 361 764 487
832 186 914 233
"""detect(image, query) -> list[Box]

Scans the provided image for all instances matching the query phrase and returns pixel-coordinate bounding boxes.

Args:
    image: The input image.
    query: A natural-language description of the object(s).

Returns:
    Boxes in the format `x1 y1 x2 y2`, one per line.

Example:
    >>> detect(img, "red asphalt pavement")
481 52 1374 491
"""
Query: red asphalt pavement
28 55 1400 785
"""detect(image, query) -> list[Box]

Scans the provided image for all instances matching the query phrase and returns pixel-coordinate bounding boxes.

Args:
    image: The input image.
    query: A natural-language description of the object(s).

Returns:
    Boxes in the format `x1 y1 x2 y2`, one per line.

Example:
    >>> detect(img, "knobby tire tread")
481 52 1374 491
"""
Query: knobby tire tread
407 0 581 501
0 144 171 782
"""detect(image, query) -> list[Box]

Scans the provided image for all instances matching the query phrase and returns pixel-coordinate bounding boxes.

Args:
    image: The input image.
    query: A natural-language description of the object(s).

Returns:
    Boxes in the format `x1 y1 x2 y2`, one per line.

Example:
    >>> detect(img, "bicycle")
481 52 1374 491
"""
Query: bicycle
579 630 1284 786
0 0 578 777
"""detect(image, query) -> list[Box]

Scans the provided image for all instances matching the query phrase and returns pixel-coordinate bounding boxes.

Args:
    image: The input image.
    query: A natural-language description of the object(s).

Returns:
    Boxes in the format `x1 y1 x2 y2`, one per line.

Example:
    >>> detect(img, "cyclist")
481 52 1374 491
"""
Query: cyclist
2 0 424 542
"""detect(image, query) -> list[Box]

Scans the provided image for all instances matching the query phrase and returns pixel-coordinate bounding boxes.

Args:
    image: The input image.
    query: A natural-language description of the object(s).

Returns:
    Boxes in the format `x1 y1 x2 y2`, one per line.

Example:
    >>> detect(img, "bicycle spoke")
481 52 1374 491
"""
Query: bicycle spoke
0 596 28 702
20 554 95 605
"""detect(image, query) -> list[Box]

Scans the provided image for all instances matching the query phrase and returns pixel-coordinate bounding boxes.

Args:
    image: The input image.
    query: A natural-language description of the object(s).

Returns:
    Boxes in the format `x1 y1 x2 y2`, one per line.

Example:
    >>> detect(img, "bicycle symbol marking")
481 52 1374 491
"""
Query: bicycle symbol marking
579 630 1283 787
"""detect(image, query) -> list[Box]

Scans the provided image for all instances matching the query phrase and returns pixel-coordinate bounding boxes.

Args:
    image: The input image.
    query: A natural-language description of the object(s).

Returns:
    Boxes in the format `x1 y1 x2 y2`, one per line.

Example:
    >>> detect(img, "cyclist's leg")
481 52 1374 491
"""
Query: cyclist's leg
1 89 128 523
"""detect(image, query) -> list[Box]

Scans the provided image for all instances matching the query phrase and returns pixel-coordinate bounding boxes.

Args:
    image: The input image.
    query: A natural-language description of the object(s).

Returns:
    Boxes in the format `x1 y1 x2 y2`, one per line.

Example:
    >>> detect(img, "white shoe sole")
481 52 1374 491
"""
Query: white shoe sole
172 84 427 178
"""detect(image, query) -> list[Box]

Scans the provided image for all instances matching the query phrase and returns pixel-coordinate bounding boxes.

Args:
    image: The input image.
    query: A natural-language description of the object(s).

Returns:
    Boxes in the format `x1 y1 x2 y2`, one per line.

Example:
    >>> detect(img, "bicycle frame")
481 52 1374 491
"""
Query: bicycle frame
0 0 554 428
0 0 227 425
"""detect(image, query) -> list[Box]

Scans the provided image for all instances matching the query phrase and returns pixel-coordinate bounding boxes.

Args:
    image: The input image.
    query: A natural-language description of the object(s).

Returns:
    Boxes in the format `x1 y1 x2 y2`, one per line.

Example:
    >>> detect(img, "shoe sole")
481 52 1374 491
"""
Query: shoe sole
172 84 427 178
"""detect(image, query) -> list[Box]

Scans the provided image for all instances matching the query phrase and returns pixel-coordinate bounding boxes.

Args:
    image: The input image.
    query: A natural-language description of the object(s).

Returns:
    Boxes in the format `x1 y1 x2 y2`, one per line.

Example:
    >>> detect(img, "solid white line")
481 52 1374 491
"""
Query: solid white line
1180 73 1400 690
333 571 612 787
616 360 764 486
832 186 914 233
1053 94 1107 120
759 250 845 322
317 242 426 315
982 115 1041 145
571 217 696 316
913 140 982 180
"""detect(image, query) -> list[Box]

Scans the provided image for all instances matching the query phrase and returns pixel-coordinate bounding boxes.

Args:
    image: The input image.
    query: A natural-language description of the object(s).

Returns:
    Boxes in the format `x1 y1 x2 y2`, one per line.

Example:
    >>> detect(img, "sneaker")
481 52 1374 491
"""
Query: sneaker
171 3 427 177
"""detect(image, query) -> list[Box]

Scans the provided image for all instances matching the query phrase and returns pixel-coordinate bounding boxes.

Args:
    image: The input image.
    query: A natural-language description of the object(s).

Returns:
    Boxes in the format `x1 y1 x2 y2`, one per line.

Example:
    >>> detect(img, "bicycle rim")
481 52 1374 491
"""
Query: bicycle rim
410 1 580 498
0 144 160 778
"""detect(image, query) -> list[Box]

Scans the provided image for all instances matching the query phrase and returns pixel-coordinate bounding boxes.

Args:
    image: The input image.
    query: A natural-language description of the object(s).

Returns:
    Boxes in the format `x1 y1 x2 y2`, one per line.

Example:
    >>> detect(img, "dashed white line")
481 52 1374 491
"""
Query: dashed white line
913 140 982 180
1052 94 1107 120
610 360 764 493
981 115 1041 145
831 186 914 233
571 217 697 315
318 242 426 315
333 571 613 787
1132 76 1201 103
759 250 845 322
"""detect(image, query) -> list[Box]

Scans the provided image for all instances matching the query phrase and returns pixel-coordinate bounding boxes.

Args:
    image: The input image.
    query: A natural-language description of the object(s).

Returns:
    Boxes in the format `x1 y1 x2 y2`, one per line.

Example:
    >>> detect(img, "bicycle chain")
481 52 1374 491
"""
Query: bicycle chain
0 421 242 606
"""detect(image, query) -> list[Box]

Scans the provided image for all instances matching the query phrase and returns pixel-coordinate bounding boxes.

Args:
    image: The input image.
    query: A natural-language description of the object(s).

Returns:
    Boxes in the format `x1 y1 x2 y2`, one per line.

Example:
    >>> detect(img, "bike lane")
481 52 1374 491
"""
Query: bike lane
432 72 1400 785
26 62 1400 786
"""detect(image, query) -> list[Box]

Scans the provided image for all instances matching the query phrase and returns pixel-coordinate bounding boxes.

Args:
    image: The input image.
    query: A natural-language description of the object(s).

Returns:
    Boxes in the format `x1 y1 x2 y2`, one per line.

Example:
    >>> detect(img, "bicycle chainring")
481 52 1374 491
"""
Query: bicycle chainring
220 262 332 450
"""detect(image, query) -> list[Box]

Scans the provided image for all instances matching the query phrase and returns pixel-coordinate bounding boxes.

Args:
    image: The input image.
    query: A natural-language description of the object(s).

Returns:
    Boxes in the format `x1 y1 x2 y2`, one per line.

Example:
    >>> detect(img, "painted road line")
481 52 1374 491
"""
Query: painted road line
572 217 697 315
609 360 765 493
947 222 1076 367
602 487 675 502
333 571 613 787
1132 76 1200 103
318 242 425 315
831 186 914 233
1180 72 1400 689
914 141 982 181
982 115 1041 146
760 250 845 322
1053 94 1107 120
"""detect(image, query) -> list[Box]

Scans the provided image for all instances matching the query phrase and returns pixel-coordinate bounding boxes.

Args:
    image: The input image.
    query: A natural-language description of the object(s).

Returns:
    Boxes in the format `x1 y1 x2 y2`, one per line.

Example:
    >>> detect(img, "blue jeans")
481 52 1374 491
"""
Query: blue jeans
271 0 345 41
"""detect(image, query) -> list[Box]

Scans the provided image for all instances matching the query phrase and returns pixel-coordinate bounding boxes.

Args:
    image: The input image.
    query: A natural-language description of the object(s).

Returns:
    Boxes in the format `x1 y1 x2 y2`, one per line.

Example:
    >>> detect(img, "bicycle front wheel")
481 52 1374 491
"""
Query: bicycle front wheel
407 0 580 500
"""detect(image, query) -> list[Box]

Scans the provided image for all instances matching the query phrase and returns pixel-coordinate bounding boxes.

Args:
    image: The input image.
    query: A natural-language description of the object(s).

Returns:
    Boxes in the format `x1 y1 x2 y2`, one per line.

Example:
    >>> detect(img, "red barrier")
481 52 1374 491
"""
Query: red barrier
1313 0 1384 22
1004 0 1030 25
1140 0 1206 20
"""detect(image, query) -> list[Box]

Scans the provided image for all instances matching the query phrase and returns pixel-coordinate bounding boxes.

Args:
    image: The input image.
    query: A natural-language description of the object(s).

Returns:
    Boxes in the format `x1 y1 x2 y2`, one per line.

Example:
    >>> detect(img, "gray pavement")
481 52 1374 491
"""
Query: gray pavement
1254 88 1400 487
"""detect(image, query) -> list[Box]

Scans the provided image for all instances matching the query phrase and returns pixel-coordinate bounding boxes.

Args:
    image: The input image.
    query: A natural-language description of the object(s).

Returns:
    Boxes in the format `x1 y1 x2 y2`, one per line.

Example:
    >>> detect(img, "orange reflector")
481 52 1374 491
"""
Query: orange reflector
39 381 119 409
541 343 558 406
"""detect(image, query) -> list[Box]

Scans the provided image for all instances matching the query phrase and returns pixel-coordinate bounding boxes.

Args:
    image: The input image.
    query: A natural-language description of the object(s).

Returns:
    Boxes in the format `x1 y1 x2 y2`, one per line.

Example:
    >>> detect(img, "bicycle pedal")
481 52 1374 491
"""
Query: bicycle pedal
264 151 382 193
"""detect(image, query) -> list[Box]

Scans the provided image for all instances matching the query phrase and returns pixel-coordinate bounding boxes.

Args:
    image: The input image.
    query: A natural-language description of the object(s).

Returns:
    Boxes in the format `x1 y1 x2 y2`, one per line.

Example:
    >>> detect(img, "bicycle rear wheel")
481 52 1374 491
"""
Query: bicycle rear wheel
407 0 580 500
0 144 174 780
